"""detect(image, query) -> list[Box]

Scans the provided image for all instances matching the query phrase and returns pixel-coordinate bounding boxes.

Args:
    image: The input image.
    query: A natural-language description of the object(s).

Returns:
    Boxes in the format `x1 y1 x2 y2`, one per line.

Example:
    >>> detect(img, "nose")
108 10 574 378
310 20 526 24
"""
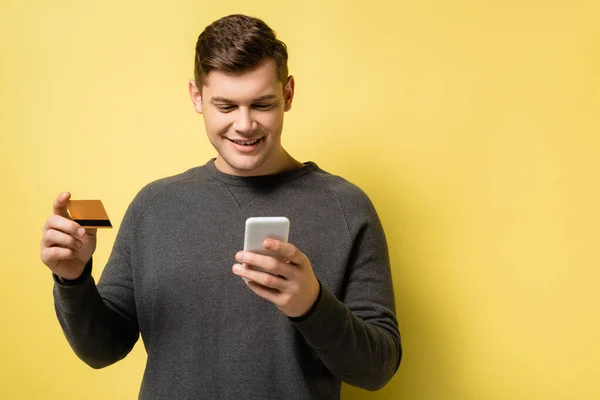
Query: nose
233 108 255 134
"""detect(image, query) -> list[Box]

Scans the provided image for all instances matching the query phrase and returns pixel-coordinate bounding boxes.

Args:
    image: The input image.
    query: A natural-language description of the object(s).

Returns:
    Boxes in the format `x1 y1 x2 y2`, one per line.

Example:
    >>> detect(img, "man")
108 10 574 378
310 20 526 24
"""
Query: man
41 14 401 399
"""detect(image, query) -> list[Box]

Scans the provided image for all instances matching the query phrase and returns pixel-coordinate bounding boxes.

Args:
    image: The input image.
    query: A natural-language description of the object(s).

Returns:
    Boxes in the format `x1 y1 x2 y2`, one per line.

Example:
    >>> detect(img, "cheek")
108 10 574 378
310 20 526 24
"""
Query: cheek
258 112 284 132
203 112 231 135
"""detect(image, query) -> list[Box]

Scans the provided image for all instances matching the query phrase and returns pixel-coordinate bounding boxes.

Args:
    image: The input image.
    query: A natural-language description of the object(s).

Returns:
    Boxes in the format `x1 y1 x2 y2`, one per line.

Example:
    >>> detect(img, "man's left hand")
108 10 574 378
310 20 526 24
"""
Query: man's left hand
232 239 320 318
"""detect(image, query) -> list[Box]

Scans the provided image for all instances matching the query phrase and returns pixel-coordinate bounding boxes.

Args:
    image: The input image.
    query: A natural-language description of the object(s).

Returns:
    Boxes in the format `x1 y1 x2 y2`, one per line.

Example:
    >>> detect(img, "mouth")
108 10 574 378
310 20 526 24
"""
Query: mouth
227 138 263 146
226 137 264 153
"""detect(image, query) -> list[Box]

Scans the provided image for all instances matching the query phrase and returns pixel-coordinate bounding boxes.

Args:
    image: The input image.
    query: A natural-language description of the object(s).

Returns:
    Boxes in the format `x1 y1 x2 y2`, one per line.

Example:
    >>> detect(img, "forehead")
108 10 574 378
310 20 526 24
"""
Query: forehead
203 59 283 101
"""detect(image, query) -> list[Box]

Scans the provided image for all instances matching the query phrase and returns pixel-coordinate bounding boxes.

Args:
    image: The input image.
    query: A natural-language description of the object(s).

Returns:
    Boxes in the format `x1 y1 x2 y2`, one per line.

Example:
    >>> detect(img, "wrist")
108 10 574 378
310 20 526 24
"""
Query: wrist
289 280 322 322
53 259 93 286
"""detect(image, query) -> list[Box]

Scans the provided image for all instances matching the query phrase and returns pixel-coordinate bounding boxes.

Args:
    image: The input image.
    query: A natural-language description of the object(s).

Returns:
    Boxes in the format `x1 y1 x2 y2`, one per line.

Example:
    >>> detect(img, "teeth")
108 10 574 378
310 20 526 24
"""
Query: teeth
234 139 259 145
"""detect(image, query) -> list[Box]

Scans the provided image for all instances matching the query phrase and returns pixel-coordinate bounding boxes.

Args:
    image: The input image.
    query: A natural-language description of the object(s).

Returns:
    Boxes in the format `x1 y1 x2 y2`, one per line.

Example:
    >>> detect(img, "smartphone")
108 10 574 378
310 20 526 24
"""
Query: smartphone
244 217 290 259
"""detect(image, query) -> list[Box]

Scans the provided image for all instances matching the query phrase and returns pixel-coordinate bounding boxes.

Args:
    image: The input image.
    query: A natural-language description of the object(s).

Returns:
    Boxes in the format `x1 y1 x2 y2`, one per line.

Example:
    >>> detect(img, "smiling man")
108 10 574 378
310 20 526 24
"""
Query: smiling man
190 56 303 177
41 14 401 399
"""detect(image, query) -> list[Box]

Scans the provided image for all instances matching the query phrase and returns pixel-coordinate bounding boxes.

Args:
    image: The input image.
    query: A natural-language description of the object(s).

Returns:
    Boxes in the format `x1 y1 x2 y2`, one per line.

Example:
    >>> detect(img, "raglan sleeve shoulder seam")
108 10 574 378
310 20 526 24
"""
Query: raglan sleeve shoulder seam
311 171 377 237
125 171 199 230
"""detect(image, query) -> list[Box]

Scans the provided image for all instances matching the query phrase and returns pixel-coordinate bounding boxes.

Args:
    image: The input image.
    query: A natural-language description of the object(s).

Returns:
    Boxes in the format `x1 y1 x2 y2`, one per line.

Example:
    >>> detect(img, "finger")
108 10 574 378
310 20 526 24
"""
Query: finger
244 279 283 304
41 246 79 265
53 192 71 218
84 228 98 237
235 251 288 277
232 263 287 290
42 228 83 251
44 214 85 238
263 240 305 266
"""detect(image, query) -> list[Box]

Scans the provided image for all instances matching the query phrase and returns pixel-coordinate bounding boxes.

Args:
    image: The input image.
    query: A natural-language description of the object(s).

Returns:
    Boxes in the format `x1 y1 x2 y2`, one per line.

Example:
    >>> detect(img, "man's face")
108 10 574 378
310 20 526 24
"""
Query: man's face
189 59 294 176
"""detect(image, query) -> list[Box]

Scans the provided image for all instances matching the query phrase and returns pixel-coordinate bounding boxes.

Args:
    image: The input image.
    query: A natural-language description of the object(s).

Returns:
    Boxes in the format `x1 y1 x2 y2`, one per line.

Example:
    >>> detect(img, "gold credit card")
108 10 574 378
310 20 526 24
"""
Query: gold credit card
66 200 112 228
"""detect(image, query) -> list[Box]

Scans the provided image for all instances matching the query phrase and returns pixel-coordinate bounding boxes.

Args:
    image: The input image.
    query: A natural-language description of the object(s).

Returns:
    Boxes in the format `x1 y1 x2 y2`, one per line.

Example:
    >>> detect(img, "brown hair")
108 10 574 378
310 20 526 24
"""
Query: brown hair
194 14 289 89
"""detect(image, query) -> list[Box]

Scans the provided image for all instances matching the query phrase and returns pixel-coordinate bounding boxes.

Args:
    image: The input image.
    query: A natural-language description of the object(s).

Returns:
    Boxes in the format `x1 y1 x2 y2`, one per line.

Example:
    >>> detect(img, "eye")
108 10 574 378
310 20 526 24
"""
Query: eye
252 103 274 110
216 104 235 112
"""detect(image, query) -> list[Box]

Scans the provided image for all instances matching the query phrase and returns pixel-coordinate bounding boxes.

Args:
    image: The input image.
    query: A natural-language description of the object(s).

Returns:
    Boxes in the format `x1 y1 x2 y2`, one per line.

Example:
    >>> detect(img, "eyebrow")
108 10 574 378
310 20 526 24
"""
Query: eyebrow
210 94 278 104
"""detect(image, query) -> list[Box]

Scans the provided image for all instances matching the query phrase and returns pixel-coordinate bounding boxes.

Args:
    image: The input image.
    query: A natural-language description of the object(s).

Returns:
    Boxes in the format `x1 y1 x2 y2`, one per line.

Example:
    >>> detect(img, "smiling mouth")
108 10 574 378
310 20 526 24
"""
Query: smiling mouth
227 138 263 146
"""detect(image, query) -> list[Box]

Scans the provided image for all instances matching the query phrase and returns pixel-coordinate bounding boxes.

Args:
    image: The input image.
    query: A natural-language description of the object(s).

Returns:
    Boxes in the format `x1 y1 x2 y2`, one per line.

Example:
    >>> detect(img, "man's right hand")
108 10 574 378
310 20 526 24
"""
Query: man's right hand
40 192 97 281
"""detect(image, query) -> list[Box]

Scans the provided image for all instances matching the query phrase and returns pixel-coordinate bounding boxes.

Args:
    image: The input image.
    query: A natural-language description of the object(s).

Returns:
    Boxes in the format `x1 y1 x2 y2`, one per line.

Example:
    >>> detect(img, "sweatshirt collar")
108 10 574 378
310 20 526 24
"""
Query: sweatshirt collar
205 158 318 187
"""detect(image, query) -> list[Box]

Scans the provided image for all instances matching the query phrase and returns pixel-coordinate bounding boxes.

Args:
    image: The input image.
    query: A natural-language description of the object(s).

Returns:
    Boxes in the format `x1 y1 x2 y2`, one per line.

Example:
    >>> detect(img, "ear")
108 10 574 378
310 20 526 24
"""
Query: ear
188 79 203 114
283 75 295 112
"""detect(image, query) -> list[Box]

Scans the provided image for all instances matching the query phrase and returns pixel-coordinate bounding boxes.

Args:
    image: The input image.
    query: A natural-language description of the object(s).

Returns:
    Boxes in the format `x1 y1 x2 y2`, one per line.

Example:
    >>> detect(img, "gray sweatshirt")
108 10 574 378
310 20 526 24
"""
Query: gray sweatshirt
53 160 401 399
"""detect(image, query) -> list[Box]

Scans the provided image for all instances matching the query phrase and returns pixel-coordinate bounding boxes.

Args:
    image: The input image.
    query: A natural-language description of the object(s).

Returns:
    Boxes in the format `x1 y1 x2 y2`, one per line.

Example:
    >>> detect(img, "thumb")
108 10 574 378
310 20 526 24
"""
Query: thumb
84 228 98 237
53 191 71 218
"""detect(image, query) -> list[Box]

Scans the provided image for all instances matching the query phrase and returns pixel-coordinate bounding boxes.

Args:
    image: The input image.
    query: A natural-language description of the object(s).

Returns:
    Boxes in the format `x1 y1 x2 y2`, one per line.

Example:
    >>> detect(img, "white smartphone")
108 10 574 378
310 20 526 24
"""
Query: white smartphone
244 217 290 259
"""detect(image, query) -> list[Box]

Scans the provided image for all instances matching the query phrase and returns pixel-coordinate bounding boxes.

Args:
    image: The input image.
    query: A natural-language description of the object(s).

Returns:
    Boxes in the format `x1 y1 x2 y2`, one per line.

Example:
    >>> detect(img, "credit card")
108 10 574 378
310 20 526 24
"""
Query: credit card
67 199 112 228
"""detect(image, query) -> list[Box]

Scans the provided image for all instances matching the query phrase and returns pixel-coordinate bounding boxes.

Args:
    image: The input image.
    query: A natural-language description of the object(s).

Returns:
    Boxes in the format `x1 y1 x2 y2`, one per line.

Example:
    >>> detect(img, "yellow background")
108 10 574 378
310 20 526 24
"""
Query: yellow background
1 1 599 399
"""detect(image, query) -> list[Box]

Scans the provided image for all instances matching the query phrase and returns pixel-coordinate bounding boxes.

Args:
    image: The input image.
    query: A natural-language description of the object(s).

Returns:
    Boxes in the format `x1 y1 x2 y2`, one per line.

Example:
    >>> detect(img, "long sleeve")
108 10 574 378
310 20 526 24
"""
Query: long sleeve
291 182 402 390
53 194 141 369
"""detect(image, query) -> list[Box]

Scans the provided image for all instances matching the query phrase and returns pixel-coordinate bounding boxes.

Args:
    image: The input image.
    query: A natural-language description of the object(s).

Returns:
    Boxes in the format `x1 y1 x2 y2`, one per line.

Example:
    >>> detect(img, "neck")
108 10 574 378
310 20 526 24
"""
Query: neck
215 149 304 177
274 150 304 174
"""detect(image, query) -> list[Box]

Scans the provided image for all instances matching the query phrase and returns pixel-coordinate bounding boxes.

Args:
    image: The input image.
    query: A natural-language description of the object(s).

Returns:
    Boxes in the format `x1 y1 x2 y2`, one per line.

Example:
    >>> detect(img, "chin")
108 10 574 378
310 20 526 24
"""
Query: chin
223 156 267 175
